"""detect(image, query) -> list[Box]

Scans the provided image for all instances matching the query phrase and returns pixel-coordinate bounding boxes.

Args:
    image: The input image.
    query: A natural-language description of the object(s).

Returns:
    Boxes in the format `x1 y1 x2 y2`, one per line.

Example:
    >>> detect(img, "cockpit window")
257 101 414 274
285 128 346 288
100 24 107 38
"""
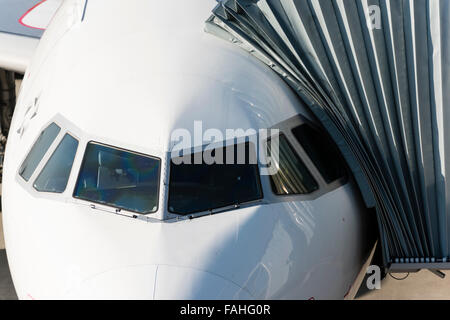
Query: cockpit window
19 122 61 181
168 142 263 215
73 142 161 214
267 134 318 195
292 124 346 183
34 134 79 193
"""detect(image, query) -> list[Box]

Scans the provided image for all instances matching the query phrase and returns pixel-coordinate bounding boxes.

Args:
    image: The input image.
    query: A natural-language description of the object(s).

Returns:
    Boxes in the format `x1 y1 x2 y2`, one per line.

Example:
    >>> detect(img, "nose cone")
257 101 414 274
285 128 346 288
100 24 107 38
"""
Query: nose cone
62 265 158 300
153 265 253 300
61 264 253 300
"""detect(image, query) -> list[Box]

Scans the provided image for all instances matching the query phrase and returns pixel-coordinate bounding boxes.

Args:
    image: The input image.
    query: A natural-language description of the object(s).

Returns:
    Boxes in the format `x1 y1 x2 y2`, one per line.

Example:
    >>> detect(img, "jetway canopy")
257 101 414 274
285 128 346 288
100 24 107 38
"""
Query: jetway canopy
206 0 450 268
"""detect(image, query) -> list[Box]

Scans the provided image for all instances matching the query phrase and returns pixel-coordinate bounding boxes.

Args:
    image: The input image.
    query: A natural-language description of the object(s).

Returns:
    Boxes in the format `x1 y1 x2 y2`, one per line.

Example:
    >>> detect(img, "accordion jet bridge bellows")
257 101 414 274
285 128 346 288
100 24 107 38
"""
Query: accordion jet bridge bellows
206 0 450 269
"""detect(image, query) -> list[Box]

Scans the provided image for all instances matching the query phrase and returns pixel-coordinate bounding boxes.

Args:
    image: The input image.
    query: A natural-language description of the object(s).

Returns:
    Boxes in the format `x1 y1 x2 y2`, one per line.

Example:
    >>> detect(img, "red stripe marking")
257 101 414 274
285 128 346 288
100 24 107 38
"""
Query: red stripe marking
27 293 36 300
18 0 48 31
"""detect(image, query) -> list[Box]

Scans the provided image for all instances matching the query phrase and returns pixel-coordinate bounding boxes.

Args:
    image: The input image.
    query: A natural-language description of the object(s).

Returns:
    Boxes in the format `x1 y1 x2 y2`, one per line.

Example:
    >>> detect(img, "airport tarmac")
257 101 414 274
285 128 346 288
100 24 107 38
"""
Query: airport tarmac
357 270 450 300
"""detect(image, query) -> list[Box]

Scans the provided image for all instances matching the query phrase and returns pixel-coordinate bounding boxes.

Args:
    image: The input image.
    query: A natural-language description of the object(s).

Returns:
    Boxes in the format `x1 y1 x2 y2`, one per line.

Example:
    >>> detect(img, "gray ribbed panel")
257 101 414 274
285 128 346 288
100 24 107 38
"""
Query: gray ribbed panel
206 0 450 264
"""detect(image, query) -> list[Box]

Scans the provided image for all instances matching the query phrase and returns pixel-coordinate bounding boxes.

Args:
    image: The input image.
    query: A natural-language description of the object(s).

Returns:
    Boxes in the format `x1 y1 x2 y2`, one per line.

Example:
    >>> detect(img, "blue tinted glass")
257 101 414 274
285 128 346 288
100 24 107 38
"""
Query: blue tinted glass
73 143 160 214
19 122 61 181
34 134 79 193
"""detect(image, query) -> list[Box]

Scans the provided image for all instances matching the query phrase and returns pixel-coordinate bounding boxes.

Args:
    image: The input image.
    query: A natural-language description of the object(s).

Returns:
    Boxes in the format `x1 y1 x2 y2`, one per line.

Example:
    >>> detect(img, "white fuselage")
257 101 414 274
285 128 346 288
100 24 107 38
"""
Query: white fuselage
2 0 373 299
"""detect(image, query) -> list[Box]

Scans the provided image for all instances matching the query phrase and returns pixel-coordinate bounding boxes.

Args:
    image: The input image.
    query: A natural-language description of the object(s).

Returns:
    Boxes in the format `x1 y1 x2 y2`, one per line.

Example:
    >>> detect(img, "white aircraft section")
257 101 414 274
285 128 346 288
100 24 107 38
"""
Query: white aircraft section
1 0 374 299
16 0 316 154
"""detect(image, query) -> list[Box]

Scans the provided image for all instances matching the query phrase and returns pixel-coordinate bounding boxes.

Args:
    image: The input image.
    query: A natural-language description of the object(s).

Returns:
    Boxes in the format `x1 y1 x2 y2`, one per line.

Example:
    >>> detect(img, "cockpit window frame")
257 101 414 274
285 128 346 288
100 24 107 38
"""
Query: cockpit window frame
291 120 348 185
15 115 165 220
72 141 162 216
15 114 348 222
165 139 264 220
260 115 349 205
266 133 319 196
32 132 80 194
18 121 61 182
15 116 84 200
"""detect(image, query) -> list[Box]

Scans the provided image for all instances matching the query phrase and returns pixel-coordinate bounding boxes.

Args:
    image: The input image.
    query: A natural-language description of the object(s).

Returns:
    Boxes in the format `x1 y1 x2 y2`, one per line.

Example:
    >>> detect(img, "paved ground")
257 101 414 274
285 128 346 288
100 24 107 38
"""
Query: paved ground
357 270 450 300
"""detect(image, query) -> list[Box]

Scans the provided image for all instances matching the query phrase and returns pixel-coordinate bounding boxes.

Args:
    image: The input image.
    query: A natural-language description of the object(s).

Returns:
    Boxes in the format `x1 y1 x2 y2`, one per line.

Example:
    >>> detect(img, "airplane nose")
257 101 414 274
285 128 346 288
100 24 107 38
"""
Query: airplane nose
153 265 253 300
61 264 253 300
61 265 159 300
